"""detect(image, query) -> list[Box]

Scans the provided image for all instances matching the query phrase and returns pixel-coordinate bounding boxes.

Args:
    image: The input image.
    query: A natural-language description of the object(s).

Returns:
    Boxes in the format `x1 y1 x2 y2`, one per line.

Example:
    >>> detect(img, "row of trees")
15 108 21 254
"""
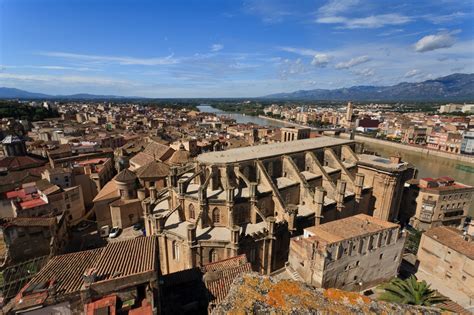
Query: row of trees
0 101 59 121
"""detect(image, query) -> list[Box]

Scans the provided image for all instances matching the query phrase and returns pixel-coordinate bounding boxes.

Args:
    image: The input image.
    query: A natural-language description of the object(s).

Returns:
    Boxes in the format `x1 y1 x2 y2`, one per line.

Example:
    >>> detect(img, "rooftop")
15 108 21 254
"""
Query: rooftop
197 137 353 164
304 214 399 245
12 236 158 311
424 226 474 260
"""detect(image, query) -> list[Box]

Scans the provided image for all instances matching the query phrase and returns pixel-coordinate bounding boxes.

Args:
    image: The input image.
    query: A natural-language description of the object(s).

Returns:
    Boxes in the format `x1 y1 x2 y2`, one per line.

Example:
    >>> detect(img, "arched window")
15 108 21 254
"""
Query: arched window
209 249 218 263
172 241 180 260
189 204 195 219
212 208 220 224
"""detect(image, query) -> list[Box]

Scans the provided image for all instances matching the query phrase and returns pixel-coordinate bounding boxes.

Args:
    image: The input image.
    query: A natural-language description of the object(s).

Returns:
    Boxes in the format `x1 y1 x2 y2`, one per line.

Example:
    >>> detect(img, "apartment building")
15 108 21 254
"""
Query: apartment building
407 177 473 231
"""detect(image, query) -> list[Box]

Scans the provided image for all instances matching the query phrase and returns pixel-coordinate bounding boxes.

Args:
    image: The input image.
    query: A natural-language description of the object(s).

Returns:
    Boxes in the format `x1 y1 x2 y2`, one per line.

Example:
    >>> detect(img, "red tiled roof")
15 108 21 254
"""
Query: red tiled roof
0 217 56 228
20 198 47 209
202 255 252 305
0 156 46 171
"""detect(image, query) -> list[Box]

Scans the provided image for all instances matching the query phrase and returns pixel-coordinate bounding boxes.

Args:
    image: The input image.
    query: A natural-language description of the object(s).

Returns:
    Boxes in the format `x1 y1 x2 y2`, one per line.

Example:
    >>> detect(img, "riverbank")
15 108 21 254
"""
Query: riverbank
257 115 302 127
341 134 474 165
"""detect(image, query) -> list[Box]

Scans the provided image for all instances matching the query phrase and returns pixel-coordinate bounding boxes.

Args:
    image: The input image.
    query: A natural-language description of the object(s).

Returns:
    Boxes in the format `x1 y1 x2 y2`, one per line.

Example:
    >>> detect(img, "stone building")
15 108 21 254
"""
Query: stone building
417 226 474 308
288 214 405 291
0 216 68 266
280 127 310 142
142 137 414 276
1 135 27 157
357 154 416 222
406 177 473 231
92 169 143 229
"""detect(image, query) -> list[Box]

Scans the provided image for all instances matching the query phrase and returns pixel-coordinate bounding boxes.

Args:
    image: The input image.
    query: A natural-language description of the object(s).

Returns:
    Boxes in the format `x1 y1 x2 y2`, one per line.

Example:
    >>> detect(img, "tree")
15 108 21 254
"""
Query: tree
378 276 447 306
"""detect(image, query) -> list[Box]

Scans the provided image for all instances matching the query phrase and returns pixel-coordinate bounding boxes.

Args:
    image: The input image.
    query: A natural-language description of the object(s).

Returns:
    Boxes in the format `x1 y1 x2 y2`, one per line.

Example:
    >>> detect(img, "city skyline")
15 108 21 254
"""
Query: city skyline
1 0 473 97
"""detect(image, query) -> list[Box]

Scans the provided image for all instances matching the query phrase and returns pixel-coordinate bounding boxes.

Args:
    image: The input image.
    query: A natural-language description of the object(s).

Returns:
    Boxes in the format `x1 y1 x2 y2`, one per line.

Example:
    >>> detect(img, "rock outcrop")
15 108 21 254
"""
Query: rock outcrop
212 273 446 314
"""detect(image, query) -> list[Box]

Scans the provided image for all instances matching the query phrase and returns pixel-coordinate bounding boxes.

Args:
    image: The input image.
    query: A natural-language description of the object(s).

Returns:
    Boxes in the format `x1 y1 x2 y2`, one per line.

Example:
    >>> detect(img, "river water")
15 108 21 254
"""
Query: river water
198 105 474 215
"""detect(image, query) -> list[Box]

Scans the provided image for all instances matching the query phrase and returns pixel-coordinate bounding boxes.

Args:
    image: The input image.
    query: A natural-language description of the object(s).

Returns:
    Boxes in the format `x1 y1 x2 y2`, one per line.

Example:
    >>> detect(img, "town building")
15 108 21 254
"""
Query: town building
92 169 143 229
0 216 68 266
417 226 474 308
288 214 405 291
406 177 473 231
460 130 474 155
4 236 160 314
142 137 415 276
280 127 311 142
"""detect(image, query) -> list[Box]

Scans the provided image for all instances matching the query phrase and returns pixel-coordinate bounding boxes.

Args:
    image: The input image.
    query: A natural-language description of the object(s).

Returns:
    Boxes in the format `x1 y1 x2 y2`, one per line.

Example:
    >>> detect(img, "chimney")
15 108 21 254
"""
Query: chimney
390 154 402 164
82 268 98 286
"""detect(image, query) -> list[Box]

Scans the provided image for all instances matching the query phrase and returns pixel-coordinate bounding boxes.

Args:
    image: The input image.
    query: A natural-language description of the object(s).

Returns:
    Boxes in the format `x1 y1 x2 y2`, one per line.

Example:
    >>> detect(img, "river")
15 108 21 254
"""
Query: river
198 104 474 215
197 105 294 127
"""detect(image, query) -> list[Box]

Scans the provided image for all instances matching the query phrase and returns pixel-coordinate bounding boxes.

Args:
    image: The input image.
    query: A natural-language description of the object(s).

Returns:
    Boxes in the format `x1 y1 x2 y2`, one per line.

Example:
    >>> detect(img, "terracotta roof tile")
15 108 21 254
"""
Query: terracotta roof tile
424 226 474 260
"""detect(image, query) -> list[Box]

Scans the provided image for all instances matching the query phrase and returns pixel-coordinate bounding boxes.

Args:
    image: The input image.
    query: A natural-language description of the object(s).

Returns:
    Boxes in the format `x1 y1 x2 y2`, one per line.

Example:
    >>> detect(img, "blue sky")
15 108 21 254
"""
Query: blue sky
1 0 473 97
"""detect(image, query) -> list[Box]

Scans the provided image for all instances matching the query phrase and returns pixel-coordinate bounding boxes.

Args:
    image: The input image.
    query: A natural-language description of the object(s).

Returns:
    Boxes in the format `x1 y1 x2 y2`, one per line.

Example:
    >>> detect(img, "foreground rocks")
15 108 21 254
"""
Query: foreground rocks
212 273 446 314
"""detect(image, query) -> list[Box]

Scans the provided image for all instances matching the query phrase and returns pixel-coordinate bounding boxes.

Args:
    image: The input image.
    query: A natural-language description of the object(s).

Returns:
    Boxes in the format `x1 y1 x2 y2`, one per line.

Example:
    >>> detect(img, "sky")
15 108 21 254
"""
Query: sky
0 0 473 97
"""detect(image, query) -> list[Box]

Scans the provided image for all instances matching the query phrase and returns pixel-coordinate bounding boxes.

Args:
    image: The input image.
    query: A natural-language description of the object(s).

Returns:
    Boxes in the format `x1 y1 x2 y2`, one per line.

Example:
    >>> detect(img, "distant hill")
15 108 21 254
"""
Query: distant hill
0 87 138 100
0 87 52 99
263 73 474 101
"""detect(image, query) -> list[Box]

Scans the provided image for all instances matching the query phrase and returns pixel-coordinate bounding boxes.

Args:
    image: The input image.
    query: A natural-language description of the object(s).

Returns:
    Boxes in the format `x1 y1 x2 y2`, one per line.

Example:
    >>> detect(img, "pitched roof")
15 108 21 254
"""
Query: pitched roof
92 179 119 202
135 160 170 179
114 168 137 183
168 147 191 166
0 217 56 228
424 226 474 260
0 156 47 171
304 214 399 245
35 179 61 195
143 141 175 161
13 236 159 310
202 255 252 305
2 135 23 144
129 152 155 168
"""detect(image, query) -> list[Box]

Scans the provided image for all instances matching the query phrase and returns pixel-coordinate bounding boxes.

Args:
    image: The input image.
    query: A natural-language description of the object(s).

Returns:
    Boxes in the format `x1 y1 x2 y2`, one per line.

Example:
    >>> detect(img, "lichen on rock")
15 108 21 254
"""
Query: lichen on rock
212 273 447 315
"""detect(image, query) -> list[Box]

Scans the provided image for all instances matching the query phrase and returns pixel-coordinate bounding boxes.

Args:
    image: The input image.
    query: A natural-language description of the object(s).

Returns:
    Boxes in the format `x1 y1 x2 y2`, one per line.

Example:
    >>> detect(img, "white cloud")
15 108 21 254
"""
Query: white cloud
424 12 466 24
311 54 332 67
335 55 370 69
39 51 179 65
316 14 412 29
1 64 99 72
352 68 375 77
404 69 421 78
414 33 456 52
211 44 224 52
318 0 359 16
0 72 130 86
279 46 319 56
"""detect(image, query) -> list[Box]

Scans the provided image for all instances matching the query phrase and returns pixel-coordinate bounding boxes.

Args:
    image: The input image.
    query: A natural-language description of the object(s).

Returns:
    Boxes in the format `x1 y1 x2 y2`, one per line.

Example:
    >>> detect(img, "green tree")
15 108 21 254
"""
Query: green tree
379 276 447 306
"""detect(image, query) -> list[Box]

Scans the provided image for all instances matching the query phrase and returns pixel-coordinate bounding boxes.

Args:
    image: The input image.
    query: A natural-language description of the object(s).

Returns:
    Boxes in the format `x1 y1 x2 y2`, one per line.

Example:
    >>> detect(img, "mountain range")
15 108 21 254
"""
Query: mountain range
1 73 473 101
263 73 474 101
0 87 136 100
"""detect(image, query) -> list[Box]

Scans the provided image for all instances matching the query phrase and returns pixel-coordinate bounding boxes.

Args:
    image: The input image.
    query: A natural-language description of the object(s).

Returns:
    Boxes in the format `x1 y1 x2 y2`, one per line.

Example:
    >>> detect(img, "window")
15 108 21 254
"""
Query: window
172 241 180 260
212 208 220 224
379 253 383 260
66 204 71 210
189 204 195 219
